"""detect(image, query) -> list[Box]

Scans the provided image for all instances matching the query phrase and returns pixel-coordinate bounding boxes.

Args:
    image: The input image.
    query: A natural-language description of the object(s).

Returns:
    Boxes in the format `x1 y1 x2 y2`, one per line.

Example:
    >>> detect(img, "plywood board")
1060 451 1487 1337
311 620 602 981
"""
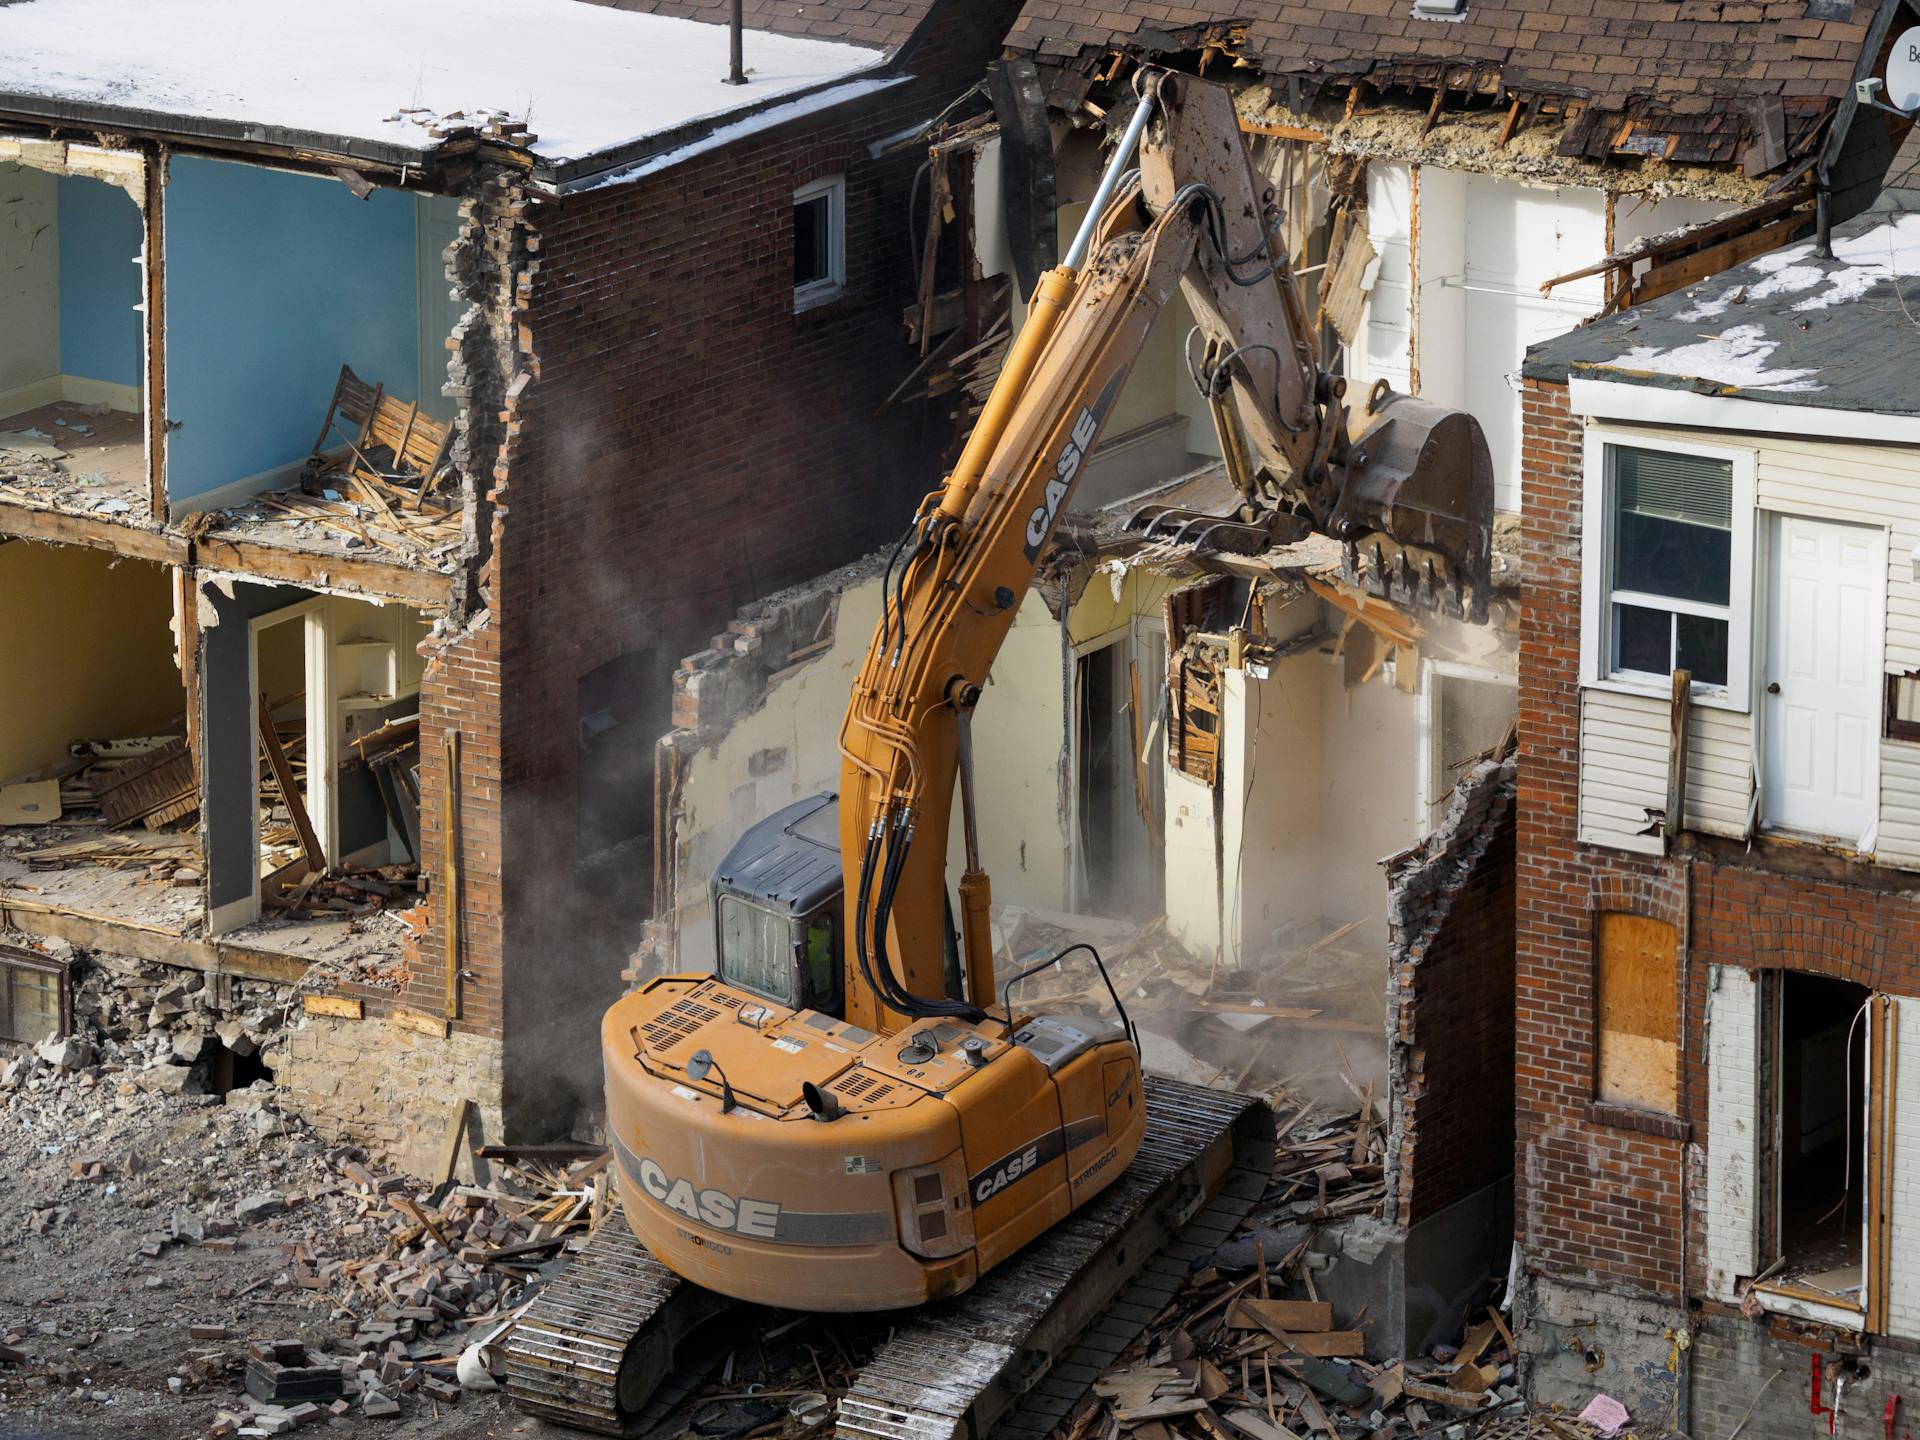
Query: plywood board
1597 911 1678 1112
0 778 60 825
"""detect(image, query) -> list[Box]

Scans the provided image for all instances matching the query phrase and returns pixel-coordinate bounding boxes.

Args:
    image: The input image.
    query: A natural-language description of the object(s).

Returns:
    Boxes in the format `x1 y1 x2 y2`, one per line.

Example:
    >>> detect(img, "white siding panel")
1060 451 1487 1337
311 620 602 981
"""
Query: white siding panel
1878 744 1920 869
1579 689 1667 853
1690 704 1752 838
1579 688 1751 849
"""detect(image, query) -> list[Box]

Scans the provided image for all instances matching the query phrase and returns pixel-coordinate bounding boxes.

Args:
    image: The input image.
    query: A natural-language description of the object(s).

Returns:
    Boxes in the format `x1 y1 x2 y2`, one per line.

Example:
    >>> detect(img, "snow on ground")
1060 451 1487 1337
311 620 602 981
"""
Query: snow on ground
1610 323 1823 393
0 0 885 165
1674 211 1920 321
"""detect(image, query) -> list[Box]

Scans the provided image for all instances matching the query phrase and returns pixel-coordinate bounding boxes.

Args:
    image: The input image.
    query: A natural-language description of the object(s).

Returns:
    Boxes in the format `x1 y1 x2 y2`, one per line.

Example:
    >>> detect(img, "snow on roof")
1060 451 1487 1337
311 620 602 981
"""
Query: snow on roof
1524 209 1920 415
0 0 886 174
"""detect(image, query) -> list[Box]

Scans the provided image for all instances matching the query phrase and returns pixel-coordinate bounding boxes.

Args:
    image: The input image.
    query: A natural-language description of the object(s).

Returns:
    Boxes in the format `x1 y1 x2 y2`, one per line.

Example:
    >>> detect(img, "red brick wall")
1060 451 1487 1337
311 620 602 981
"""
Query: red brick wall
1391 784 1517 1226
490 0 1028 1133
1516 378 1693 1300
1515 378 1920 1307
412 613 505 1037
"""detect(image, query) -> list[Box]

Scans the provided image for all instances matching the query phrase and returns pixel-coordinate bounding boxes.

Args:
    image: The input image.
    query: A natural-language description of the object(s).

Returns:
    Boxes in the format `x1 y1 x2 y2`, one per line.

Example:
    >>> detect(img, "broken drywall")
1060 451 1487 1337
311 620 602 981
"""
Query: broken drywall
1235 92 1774 207
0 135 144 204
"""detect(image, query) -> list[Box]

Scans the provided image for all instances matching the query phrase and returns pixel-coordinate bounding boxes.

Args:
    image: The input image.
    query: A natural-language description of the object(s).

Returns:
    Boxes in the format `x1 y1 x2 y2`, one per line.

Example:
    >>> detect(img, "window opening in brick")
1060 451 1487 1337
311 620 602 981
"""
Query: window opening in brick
1595 912 1677 1113
1767 972 1869 1302
577 649 661 860
792 176 845 304
0 945 68 1046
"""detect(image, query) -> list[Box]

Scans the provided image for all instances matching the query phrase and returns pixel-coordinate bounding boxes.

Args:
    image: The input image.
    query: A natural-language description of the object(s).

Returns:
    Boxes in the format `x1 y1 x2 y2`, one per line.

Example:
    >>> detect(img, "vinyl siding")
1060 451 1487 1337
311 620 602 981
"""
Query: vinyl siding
1577 688 1750 854
1581 423 1920 869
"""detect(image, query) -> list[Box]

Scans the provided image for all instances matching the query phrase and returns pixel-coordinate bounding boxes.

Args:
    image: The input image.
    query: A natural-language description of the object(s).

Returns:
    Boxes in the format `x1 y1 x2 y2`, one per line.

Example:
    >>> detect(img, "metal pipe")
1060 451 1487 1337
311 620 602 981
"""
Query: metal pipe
726 0 745 85
955 711 983 873
1063 92 1156 270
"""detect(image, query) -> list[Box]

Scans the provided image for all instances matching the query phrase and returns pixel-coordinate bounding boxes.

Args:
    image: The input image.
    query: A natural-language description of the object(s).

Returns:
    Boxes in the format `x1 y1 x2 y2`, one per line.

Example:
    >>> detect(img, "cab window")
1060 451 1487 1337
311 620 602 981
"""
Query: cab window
803 908 839 1012
717 896 793 1006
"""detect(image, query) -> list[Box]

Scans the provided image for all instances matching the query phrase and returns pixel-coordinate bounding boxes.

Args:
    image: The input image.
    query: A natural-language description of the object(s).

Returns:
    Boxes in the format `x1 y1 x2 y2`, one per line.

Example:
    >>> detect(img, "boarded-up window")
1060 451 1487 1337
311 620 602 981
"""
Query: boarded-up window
1596 913 1678 1112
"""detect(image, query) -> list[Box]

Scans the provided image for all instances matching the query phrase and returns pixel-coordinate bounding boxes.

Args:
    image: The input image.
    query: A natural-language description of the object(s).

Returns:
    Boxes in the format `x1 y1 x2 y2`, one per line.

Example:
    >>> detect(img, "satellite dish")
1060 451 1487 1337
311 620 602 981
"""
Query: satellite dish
1890 25 1920 113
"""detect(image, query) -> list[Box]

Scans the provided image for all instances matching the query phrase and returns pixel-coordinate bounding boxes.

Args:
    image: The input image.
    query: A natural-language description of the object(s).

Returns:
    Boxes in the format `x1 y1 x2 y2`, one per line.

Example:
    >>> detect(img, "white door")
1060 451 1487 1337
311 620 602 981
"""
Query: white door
1762 514 1884 843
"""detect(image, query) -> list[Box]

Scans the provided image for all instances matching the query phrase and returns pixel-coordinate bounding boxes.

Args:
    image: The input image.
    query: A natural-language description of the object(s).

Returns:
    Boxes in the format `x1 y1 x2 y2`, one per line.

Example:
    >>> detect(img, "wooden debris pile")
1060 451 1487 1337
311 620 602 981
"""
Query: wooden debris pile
1256 1091 1389 1226
205 365 462 570
1068 1237 1526 1440
191 1143 621 1431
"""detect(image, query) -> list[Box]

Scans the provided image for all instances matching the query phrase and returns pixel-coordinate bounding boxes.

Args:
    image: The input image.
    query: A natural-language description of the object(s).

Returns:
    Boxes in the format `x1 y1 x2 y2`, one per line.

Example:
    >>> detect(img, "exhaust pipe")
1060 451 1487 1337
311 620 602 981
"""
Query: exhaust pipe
725 0 745 85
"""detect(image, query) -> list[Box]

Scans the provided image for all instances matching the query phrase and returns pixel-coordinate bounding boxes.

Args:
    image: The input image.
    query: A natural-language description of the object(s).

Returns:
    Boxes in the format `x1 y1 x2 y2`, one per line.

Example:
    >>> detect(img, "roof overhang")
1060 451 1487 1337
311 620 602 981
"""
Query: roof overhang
1567 375 1920 447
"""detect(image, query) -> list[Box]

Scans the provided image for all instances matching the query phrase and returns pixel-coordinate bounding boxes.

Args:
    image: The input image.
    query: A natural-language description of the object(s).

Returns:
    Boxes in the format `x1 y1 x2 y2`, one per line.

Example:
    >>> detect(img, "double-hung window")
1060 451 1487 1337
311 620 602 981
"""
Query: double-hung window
1583 435 1753 705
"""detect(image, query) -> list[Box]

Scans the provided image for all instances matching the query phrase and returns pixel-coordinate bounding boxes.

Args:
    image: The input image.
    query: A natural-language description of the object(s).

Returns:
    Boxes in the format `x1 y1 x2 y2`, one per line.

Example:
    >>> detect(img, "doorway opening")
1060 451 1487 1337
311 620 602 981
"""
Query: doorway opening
1771 972 1869 1298
1076 630 1165 920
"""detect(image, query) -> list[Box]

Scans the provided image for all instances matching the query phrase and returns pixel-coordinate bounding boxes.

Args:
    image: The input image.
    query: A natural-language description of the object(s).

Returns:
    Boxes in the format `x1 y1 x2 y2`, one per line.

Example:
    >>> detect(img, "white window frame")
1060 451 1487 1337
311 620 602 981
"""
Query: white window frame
792 175 845 311
1579 426 1756 713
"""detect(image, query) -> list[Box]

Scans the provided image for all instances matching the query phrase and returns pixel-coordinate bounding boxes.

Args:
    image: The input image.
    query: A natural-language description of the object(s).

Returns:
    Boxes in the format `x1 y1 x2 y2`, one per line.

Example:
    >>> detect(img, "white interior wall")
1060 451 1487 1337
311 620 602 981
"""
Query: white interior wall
1317 656 1423 920
1355 166 1732 516
0 163 59 407
960 589 1071 913
1207 640 1425 966
1357 163 1414 398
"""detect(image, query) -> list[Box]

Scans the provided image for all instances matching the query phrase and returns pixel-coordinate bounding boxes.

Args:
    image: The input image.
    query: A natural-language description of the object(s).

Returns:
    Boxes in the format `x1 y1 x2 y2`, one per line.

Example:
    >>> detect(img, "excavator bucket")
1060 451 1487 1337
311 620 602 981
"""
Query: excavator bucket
1328 388 1494 625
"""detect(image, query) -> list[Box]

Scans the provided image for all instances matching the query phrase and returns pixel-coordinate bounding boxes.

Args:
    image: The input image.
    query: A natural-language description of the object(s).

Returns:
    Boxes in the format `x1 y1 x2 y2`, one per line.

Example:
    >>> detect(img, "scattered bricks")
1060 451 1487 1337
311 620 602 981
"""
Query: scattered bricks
283 1402 322 1428
200 1238 240 1254
206 1218 238 1237
327 1400 350 1418
235 1193 288 1226
362 1392 401 1419
421 1376 461 1405
190 1325 229 1341
245 1341 345 1405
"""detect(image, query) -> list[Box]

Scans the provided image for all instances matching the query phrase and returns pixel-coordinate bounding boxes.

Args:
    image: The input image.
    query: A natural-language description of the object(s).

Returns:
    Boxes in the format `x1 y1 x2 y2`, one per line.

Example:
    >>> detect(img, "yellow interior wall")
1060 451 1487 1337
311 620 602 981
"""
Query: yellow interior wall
0 542 183 781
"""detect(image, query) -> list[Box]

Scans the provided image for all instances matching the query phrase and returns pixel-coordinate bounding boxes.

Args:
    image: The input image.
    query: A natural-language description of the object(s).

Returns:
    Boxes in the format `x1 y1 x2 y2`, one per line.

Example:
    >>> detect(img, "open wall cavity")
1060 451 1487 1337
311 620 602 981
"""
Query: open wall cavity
1 158 148 515
163 157 452 507
199 577 427 934
0 542 182 784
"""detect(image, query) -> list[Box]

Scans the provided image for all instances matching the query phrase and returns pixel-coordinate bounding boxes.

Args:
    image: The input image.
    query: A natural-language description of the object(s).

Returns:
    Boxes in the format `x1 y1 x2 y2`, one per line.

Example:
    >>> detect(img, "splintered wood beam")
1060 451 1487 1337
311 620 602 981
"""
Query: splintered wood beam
1422 84 1447 135
1663 668 1691 839
1497 97 1524 148
1345 82 1365 122
1240 120 1329 143
257 695 325 874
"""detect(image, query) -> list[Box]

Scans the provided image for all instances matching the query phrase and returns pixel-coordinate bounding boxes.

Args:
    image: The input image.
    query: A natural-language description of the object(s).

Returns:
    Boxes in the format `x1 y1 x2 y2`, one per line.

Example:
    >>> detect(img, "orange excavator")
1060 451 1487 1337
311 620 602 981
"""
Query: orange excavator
504 67 1492 1436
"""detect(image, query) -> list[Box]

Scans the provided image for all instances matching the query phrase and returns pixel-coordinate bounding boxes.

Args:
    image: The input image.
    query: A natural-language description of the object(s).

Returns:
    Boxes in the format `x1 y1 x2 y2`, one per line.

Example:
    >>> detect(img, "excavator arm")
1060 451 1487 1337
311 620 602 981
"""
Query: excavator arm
837 68 1494 1033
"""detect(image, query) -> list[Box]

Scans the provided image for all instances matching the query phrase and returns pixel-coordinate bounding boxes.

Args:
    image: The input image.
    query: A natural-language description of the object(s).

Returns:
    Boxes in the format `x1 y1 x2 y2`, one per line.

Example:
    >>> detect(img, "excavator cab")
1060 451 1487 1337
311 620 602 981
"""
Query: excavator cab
710 793 844 1017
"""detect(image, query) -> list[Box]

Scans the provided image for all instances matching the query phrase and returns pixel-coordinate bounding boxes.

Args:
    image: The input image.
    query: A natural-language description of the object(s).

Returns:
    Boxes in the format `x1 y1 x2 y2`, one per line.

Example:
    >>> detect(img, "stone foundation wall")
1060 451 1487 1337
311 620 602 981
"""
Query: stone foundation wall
278 1014 504 1181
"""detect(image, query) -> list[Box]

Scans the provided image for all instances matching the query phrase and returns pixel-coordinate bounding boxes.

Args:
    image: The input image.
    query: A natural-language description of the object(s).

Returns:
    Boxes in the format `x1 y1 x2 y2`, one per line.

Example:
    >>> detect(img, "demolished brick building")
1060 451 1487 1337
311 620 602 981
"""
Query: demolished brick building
0 0 1028 1173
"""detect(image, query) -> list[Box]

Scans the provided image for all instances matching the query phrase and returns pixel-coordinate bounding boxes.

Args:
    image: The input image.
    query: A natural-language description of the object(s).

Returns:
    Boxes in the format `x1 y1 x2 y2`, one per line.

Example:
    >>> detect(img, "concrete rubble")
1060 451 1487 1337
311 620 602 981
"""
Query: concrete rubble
0 938 609 1437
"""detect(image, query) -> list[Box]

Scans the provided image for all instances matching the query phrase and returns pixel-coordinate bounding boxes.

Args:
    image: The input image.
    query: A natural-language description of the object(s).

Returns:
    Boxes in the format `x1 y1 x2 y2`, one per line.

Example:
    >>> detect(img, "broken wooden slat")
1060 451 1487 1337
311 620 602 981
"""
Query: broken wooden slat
257 697 325 872
1226 1298 1334 1333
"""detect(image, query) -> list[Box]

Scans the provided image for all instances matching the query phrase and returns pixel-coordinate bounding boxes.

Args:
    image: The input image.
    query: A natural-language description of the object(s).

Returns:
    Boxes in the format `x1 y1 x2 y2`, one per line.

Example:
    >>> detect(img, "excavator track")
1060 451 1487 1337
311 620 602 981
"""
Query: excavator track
506 1077 1271 1438
833 1076 1275 1440
501 1217 730 1434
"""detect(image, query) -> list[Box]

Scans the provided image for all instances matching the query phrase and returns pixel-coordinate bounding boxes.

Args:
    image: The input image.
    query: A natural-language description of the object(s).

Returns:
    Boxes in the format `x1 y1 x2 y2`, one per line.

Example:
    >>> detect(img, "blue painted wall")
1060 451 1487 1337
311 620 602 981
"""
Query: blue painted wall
164 156 420 500
56 176 144 391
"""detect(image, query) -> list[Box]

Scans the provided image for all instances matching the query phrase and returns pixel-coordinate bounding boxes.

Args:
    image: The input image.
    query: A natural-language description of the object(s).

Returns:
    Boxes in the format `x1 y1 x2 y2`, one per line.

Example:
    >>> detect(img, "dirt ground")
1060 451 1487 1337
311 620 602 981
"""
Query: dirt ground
0 1058 550 1440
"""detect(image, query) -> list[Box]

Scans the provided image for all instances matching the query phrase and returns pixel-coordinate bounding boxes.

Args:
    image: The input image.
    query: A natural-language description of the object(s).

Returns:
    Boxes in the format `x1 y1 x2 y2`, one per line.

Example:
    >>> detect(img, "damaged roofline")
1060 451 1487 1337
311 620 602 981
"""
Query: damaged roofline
0 62 906 196
1566 373 1920 444
0 98 443 175
540 68 907 195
